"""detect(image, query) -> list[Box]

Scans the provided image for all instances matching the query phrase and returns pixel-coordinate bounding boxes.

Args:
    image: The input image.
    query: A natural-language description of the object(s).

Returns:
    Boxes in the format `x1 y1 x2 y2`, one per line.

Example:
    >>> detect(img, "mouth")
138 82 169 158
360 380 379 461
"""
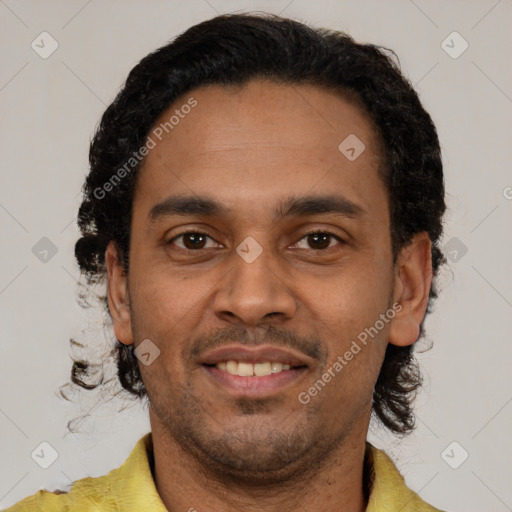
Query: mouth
211 360 295 376
198 345 311 397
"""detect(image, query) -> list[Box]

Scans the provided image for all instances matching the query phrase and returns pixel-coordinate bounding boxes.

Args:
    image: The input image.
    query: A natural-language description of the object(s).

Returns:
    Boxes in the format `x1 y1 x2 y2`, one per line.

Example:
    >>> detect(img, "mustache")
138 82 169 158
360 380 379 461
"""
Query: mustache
184 324 326 363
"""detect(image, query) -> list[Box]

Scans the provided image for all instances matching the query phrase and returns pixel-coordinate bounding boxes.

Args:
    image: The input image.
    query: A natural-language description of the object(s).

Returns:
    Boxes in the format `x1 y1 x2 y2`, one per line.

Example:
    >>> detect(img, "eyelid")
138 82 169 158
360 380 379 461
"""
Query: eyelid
291 229 346 250
167 228 346 251
167 229 221 249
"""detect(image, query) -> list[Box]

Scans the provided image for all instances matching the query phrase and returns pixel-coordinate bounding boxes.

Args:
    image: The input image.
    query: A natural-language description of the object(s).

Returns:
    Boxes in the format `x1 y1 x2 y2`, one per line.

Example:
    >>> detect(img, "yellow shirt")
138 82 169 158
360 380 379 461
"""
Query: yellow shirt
5 433 445 511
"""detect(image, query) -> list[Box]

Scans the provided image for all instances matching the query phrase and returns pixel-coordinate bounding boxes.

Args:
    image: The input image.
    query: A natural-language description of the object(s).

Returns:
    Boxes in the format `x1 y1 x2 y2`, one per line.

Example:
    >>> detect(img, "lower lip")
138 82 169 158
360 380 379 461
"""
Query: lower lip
202 365 308 397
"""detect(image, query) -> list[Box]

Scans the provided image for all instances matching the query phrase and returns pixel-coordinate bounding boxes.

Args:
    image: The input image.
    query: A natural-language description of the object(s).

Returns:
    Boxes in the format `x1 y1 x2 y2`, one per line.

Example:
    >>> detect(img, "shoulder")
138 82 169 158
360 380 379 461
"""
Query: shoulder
3 433 155 512
3 473 115 511
366 443 448 512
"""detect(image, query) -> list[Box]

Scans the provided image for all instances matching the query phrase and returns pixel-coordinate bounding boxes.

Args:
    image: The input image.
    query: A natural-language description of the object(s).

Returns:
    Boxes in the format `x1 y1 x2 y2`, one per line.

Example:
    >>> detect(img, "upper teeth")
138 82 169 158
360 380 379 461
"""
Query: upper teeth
216 361 291 376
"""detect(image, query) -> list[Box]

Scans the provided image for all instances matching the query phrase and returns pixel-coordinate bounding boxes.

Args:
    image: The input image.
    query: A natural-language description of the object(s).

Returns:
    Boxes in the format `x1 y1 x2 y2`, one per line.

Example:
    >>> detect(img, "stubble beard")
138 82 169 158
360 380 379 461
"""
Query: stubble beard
146 377 351 487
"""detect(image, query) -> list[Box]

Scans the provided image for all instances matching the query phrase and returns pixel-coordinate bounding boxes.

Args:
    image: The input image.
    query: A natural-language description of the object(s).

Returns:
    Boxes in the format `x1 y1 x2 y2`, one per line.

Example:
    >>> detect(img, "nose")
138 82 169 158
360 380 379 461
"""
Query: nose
212 242 297 327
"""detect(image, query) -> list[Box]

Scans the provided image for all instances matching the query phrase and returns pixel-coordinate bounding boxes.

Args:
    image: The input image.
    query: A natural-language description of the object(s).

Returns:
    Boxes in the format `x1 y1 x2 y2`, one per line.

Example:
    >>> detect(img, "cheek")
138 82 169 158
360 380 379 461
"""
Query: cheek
303 260 392 334
129 260 207 331
128 275 190 398
127 261 223 386
300 255 392 390
306 291 390 416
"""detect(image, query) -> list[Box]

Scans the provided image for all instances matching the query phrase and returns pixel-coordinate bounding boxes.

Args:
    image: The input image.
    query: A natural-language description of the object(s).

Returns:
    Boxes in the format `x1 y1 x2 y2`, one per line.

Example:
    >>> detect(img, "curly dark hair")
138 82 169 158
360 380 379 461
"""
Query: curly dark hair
71 13 445 436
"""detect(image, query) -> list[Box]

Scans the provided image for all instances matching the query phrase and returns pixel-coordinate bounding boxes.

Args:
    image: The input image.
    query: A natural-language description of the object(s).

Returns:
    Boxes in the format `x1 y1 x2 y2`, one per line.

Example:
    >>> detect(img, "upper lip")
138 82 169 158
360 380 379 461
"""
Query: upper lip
198 344 311 367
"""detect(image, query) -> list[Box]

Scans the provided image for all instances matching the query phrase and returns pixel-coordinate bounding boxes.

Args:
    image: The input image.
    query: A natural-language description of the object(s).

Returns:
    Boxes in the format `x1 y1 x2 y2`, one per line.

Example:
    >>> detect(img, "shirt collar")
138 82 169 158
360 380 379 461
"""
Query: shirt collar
111 433 441 511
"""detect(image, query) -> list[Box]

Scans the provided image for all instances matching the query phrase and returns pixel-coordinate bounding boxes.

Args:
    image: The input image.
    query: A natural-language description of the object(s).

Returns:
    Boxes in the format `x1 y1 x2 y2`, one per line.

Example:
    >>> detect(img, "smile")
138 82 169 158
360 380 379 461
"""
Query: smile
198 345 311 397
214 360 292 376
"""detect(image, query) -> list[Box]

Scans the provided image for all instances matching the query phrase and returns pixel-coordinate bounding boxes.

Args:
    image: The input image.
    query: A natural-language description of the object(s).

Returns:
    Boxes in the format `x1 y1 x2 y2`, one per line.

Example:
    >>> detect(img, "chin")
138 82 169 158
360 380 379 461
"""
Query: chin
172 413 340 485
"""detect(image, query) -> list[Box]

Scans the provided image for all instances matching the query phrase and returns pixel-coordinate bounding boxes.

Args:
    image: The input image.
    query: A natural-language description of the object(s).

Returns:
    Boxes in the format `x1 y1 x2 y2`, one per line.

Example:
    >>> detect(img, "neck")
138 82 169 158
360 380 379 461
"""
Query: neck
149 406 371 512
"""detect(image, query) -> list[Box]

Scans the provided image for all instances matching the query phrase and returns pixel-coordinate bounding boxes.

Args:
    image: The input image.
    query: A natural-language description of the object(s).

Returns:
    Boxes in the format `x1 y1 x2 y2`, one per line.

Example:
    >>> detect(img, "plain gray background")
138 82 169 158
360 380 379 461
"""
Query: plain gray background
1 1 511 510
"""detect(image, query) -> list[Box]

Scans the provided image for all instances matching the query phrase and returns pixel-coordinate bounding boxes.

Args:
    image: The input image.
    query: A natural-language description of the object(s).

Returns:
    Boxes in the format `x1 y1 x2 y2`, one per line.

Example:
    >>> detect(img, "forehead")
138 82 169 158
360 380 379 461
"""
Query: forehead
133 79 387 224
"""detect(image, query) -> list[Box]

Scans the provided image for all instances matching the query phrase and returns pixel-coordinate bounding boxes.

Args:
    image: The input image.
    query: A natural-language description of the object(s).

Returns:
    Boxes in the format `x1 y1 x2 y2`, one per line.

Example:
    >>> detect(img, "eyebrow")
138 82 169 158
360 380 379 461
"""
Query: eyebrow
148 194 364 224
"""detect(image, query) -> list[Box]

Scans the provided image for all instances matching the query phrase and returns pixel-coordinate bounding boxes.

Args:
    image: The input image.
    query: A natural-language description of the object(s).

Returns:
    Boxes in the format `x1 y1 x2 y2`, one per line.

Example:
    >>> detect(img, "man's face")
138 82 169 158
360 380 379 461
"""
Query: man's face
113 79 399 479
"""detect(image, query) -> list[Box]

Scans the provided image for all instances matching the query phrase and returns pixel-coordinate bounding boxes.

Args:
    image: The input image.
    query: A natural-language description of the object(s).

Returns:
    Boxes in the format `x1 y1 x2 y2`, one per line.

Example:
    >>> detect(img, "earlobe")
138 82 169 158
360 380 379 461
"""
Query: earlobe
106 241 134 346
388 233 432 347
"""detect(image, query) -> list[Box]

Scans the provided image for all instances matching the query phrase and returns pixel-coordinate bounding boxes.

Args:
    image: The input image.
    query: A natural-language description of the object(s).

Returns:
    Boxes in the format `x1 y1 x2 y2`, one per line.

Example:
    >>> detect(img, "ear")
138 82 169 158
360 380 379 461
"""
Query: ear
106 241 134 346
388 232 432 347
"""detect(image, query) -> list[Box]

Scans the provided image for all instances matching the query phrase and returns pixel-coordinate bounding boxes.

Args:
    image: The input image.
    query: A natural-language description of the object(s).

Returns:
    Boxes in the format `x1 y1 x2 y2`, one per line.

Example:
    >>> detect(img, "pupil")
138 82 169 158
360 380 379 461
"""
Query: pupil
182 233 331 250
309 233 329 249
184 233 205 249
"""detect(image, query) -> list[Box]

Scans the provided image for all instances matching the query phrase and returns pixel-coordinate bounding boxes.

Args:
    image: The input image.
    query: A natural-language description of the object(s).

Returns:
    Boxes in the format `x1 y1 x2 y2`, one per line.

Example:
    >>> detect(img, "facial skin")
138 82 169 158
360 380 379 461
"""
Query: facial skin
106 79 432 512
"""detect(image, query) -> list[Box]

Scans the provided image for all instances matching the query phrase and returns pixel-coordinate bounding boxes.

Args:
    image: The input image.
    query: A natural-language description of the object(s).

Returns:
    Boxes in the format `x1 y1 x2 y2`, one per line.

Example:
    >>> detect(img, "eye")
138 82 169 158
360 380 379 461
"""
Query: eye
167 229 345 252
167 231 219 250
294 230 345 251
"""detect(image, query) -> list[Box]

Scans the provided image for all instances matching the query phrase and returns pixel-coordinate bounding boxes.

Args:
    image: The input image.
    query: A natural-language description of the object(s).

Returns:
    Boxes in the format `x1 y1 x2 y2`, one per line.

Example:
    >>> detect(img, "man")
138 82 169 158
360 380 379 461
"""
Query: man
8 13 447 512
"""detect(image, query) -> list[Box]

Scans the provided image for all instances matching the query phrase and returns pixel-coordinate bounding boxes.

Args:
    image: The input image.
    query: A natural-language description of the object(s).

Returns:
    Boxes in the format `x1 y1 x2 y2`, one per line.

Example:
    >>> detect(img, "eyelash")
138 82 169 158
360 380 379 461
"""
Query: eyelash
167 229 345 252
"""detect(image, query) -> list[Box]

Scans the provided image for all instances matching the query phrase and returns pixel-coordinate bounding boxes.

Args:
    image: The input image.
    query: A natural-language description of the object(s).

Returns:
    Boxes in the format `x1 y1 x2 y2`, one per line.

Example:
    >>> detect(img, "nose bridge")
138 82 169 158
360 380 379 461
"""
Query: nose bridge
213 237 296 325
